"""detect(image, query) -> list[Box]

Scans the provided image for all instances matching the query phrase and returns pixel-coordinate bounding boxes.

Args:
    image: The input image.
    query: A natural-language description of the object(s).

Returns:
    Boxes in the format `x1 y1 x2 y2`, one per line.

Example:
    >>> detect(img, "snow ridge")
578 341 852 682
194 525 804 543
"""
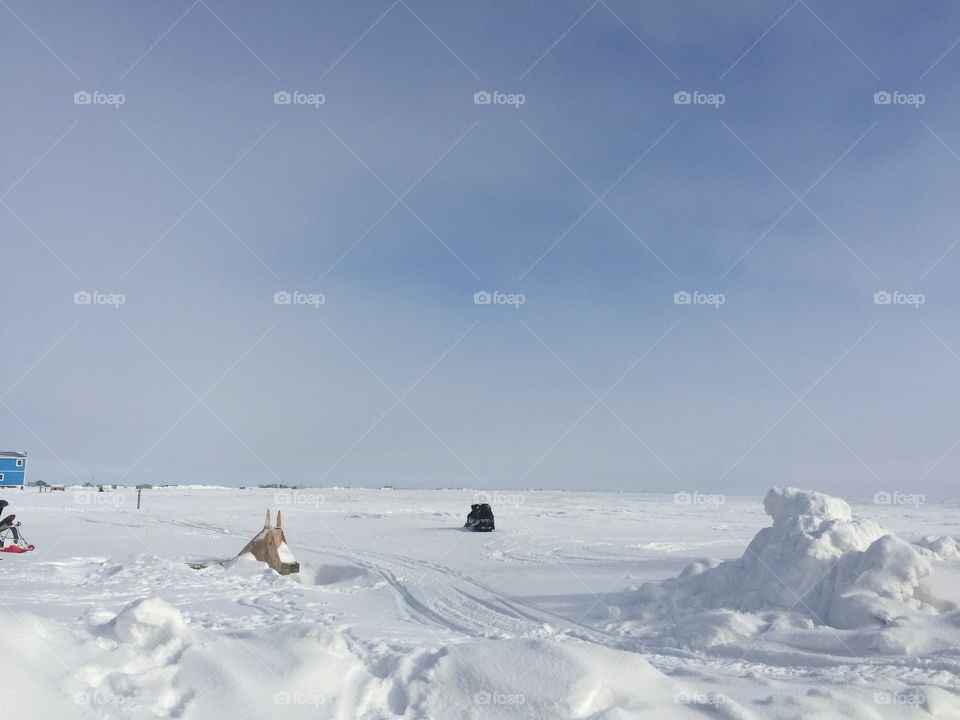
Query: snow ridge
619 487 958 646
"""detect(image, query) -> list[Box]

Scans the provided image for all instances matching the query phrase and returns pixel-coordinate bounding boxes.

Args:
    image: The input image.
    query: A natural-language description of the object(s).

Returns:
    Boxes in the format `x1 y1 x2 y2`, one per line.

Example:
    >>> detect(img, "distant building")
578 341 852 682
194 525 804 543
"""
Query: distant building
0 452 27 488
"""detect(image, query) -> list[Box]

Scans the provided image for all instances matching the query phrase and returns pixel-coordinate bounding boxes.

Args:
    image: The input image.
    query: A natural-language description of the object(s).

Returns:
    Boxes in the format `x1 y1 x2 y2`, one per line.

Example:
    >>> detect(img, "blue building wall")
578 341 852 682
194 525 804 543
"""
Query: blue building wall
0 456 26 487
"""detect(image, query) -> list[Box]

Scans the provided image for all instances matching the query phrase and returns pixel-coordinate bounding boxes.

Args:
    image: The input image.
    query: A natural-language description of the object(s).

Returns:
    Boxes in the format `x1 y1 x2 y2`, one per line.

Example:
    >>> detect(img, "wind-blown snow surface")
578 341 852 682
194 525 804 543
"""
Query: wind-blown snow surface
2 486 960 719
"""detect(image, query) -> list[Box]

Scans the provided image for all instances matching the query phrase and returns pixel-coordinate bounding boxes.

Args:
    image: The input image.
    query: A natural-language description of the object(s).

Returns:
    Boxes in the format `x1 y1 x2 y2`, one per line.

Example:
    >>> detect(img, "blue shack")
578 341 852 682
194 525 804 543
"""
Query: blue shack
0 452 27 488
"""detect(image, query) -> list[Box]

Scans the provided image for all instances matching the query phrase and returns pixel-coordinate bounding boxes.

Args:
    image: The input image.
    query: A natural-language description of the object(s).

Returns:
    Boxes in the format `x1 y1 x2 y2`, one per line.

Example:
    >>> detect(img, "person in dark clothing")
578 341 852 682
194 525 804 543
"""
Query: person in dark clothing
0 499 20 542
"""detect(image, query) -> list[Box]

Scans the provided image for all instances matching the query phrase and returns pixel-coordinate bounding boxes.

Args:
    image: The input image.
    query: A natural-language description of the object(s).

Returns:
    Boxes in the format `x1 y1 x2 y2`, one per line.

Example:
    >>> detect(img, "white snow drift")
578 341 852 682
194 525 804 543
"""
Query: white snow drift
615 487 960 657
3 485 960 718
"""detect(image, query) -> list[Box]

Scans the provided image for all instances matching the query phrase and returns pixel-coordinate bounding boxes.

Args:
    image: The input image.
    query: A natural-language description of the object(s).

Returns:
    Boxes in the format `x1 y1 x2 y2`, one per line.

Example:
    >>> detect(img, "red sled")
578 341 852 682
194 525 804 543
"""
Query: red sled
0 543 34 553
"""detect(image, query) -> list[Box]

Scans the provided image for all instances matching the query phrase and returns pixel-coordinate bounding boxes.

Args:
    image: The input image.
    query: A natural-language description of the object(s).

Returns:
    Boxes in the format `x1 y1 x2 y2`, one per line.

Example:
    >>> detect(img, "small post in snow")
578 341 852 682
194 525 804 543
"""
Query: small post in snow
135 483 153 509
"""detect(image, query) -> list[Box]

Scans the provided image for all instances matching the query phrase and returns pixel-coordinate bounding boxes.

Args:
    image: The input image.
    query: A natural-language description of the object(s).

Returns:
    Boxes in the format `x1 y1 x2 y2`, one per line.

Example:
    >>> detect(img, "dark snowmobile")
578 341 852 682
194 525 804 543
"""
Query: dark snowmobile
464 503 494 532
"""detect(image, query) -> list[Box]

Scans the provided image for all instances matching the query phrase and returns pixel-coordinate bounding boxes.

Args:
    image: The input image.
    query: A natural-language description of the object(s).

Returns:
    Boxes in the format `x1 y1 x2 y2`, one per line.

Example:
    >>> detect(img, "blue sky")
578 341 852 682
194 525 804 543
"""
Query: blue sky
3 1 960 497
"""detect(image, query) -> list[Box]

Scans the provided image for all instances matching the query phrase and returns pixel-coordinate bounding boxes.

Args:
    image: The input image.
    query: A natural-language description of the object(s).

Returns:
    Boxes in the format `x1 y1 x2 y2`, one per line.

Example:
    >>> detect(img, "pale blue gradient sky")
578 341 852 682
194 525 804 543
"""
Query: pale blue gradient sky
3 1 960 497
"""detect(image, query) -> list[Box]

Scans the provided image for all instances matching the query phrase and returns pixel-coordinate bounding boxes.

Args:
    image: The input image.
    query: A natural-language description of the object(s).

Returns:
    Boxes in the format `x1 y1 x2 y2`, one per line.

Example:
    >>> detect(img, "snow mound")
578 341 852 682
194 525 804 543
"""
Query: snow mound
406 639 731 719
66 598 192 716
622 487 947 636
110 597 186 648
225 551 277 576
296 562 369 586
764 486 853 524
916 535 960 561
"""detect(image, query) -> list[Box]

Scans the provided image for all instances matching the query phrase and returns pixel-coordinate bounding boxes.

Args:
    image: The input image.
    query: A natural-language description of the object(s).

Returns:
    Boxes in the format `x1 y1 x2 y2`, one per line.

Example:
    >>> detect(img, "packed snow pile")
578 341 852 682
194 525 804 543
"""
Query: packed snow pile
5 487 960 717
405 639 734 719
618 487 960 645
60 597 193 718
916 534 960 561
108 597 187 647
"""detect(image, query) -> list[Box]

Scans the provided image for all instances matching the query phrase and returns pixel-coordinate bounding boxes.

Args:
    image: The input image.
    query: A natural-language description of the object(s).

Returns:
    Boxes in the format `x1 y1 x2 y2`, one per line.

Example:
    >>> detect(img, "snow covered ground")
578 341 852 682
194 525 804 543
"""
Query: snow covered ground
2 486 960 719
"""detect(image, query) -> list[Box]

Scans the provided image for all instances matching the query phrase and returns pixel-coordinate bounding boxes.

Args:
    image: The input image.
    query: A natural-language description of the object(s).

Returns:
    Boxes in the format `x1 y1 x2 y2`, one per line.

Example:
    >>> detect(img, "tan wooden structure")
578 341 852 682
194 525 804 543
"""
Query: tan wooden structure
237 509 300 575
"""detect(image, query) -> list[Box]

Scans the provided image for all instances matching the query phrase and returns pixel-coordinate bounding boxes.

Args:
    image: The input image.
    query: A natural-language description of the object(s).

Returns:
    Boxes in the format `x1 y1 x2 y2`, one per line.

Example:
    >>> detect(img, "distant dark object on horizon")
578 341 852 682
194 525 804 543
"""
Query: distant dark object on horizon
464 503 494 532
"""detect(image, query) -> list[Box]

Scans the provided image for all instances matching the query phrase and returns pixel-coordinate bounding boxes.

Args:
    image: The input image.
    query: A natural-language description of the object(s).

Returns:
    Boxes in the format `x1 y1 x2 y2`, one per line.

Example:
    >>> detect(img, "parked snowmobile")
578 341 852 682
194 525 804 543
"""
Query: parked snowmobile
0 500 34 553
464 503 494 532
